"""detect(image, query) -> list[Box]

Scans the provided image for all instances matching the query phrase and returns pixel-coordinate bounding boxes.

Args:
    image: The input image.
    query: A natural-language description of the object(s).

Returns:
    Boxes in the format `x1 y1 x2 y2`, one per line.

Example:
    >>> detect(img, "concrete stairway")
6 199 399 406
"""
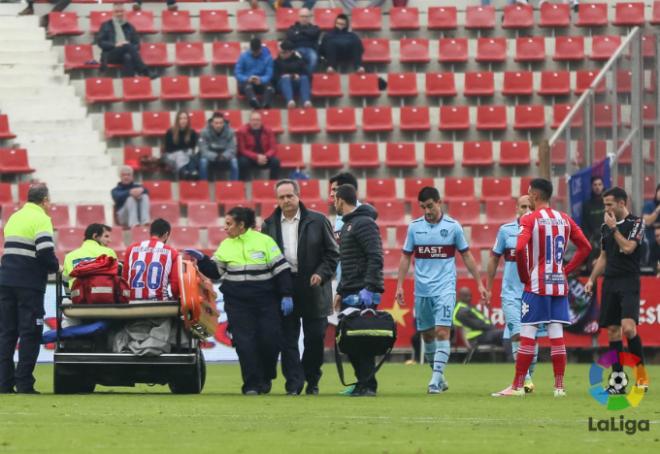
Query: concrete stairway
0 13 117 209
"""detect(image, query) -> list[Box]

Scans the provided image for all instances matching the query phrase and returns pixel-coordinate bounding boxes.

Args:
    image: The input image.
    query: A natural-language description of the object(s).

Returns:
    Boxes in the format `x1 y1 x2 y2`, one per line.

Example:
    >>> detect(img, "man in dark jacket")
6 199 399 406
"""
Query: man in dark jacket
274 40 312 109
198 112 239 181
333 184 384 397
236 111 280 181
320 14 365 74
111 166 150 227
96 3 152 78
262 179 339 395
285 8 321 74
581 176 605 271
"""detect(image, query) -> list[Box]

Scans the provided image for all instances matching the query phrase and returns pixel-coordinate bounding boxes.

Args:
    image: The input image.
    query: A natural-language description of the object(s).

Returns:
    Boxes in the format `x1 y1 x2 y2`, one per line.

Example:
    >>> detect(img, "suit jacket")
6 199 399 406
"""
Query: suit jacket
96 19 140 59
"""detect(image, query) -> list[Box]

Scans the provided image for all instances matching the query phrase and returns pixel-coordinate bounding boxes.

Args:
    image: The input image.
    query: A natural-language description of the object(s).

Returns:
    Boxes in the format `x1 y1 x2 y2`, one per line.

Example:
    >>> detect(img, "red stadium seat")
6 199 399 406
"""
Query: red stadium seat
427 6 457 30
49 204 71 229
199 75 231 100
576 2 609 27
372 201 406 227
481 177 512 201
310 143 342 169
64 44 99 70
0 183 12 204
540 2 571 28
438 38 468 63
465 5 495 30
594 104 621 129
366 178 396 202
383 248 401 274
575 69 605 94
0 115 15 139
104 112 138 138
399 38 430 63
464 71 495 97
348 143 380 169
348 73 380 98
362 106 393 133
169 227 202 250
141 111 170 137
645 175 657 199
175 42 207 67
502 3 534 29
187 202 220 228
140 42 172 67
311 73 342 98
258 109 283 134
439 106 470 131
278 144 305 169
275 8 299 31
394 225 408 246
502 71 533 97
514 105 545 130
614 2 645 26
85 77 119 104
56 228 85 255
387 73 418 97
462 141 493 168
125 10 156 34
404 177 434 202
470 224 499 250
89 11 112 34
444 177 475 202
616 69 632 94
215 181 247 207
251 180 277 206
653 1 660 25
262 40 280 59
161 9 193 34
122 76 157 102
485 200 517 224
160 76 193 102
218 110 243 129
499 141 531 167
187 110 207 131
0 149 33 174
390 7 419 30
351 7 382 31
424 142 455 168
553 36 585 61
425 72 456 97
476 105 508 131
129 226 150 244
385 143 417 168
446 200 480 225
288 108 320 134
150 202 181 226
123 145 153 170
207 226 228 248
326 107 357 133
552 104 583 129
476 37 507 63
76 204 105 227
212 41 241 66
539 71 571 96
515 36 546 62
362 38 391 64
17 183 30 203
48 12 82 36
400 106 430 132
199 10 231 33
236 8 268 33
1 203 21 227
314 8 343 31
643 104 657 127
179 181 210 205
590 35 621 61
298 179 322 205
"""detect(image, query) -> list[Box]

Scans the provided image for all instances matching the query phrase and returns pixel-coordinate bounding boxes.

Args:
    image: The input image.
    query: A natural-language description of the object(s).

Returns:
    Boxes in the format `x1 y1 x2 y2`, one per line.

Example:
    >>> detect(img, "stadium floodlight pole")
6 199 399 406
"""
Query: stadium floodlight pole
630 31 644 214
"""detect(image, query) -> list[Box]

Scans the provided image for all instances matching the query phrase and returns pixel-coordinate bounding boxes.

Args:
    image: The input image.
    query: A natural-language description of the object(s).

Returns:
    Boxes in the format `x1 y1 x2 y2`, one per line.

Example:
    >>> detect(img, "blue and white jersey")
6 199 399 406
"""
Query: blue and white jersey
402 214 469 297
492 219 524 302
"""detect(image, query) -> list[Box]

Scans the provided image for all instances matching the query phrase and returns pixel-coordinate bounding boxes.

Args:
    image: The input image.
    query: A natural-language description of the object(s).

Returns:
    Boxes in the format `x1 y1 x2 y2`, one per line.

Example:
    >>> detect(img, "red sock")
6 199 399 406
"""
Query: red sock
550 337 567 389
512 336 536 389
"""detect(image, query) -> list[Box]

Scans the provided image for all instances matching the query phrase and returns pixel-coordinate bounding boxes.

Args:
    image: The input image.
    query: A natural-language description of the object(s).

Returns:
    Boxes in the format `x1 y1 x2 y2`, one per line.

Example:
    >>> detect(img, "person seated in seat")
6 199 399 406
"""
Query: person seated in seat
237 111 280 181
163 111 200 180
235 37 275 110
319 14 365 74
452 287 503 347
111 166 150 228
274 40 312 109
285 8 321 75
198 112 239 181
62 223 117 287
123 218 179 300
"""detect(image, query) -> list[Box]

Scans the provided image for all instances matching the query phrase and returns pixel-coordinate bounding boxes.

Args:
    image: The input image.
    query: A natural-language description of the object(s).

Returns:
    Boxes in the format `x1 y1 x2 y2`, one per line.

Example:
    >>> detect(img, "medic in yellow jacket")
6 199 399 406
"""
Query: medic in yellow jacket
62 224 117 285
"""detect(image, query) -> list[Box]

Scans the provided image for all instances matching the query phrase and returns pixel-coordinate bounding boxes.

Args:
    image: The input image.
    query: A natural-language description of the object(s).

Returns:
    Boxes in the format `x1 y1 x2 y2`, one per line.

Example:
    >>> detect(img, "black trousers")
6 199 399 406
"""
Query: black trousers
324 43 363 71
238 155 281 181
238 82 274 109
105 45 148 78
473 329 504 347
281 315 327 393
224 296 282 394
0 286 45 392
340 304 377 392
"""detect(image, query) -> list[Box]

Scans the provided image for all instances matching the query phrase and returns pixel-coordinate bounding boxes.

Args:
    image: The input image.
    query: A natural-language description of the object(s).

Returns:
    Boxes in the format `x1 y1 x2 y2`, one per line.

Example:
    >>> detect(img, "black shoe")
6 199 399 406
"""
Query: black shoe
350 387 376 397
573 3 579 13
259 381 272 395
248 98 260 109
16 389 40 395
18 6 34 16
147 69 159 80
305 385 319 396
286 390 300 396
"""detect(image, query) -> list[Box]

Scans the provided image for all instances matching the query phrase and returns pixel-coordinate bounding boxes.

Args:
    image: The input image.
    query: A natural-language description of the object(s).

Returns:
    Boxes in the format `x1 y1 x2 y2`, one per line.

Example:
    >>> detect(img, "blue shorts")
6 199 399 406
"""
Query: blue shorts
415 293 455 331
521 291 570 325
502 297 548 339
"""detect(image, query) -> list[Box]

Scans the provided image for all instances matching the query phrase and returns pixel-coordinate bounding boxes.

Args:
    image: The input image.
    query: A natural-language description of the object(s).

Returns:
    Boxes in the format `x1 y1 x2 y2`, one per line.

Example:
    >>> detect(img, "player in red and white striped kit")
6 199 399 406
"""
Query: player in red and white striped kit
502 179 591 397
123 218 180 300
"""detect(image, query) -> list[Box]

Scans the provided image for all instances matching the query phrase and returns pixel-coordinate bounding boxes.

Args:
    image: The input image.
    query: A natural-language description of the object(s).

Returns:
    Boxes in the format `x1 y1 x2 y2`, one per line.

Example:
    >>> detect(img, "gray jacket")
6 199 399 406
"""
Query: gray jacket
198 121 237 161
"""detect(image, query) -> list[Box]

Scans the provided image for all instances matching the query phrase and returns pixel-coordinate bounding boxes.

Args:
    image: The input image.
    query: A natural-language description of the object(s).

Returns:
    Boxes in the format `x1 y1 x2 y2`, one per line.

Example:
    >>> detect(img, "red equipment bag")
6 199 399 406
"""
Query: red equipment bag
69 255 130 304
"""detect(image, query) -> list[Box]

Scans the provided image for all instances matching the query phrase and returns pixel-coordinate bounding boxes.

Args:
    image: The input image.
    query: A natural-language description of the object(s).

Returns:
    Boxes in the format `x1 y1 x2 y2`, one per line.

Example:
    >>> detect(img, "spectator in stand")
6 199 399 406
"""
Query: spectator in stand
285 8 321 75
111 166 150 228
198 112 239 181
452 287 504 348
237 111 280 181
132 1 177 12
653 226 660 277
96 3 154 78
581 176 606 270
163 111 199 180
320 14 364 74
235 38 275 110
274 41 312 109
643 184 660 264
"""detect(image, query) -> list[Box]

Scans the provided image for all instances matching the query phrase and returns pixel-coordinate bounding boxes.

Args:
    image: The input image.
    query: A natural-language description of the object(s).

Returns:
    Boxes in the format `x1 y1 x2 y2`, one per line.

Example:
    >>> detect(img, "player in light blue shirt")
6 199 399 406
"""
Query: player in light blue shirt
396 187 488 394
486 195 544 397
329 172 360 287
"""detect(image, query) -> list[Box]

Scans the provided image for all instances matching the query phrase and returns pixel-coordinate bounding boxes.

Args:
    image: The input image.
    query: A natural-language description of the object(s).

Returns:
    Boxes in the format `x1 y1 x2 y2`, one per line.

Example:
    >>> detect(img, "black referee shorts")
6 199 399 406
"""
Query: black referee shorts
599 277 640 327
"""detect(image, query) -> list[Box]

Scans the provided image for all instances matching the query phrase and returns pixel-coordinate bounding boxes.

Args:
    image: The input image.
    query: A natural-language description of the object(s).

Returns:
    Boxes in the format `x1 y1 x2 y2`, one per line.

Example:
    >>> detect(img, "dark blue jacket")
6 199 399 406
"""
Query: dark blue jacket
111 182 149 211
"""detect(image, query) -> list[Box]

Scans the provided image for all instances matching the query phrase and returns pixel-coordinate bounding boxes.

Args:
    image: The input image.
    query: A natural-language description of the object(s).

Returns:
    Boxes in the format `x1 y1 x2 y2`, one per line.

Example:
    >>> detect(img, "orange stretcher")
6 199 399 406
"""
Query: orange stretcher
178 256 219 339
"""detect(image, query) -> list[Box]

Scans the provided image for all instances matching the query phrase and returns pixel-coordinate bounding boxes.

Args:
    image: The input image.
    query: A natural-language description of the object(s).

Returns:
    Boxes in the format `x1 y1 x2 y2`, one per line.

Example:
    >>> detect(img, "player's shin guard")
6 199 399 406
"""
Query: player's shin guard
512 336 536 389
550 337 567 389
609 340 624 372
430 340 450 386
423 340 437 367
627 335 645 365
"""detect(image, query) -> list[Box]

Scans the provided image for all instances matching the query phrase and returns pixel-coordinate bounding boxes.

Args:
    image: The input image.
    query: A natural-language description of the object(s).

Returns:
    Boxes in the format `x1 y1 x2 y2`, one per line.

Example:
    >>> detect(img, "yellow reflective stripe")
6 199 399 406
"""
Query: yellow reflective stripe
345 330 394 337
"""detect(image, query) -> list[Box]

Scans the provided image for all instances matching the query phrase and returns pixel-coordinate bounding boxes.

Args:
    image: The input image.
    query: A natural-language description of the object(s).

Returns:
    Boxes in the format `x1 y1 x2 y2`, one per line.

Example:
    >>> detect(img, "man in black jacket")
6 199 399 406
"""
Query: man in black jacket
274 41 311 109
333 184 384 397
320 14 365 74
581 176 605 271
285 8 321 75
96 3 152 77
262 179 339 395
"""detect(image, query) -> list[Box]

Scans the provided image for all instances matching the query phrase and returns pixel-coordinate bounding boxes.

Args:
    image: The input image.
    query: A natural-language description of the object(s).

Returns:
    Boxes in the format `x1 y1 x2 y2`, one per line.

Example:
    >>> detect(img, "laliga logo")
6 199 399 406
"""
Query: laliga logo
588 350 647 410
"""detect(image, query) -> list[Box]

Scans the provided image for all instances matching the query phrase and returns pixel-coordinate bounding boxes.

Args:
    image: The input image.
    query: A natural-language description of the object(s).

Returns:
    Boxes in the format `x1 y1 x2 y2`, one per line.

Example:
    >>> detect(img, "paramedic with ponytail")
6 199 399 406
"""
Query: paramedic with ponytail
191 207 293 395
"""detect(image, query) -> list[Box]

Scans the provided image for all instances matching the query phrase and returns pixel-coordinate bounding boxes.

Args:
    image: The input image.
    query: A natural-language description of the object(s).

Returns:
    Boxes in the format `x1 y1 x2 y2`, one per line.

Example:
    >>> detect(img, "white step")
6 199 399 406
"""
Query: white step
31 156 112 168
0 52 57 64
0 16 41 31
0 85 76 98
0 40 52 52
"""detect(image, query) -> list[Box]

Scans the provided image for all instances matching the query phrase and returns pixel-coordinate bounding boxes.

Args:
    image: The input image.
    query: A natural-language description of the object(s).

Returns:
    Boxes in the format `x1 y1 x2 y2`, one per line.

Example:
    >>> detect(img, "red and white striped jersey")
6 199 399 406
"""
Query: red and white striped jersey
123 238 180 300
515 207 591 296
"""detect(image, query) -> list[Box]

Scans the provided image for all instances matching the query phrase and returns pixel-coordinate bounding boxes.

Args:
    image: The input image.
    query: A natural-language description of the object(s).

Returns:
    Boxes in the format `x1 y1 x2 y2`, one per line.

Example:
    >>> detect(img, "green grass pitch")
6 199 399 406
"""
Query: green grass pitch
0 363 657 453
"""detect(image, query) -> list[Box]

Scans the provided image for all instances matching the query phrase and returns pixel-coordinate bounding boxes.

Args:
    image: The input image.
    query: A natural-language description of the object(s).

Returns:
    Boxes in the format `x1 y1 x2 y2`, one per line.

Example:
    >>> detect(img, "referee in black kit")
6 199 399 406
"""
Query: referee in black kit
585 187 649 393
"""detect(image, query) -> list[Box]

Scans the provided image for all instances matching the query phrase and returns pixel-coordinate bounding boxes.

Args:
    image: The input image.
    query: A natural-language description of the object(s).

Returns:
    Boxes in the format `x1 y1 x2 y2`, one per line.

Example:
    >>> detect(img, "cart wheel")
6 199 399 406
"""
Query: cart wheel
169 348 205 394
54 364 96 394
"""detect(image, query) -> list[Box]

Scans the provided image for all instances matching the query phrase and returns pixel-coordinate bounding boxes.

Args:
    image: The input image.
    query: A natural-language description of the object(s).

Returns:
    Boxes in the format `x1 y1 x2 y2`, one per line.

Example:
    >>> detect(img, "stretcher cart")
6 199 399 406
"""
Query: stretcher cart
53 258 219 394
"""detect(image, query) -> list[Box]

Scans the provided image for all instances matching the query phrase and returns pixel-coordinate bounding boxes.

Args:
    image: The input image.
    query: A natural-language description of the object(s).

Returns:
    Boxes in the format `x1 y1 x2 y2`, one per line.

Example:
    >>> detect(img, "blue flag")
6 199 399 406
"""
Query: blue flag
568 157 611 226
